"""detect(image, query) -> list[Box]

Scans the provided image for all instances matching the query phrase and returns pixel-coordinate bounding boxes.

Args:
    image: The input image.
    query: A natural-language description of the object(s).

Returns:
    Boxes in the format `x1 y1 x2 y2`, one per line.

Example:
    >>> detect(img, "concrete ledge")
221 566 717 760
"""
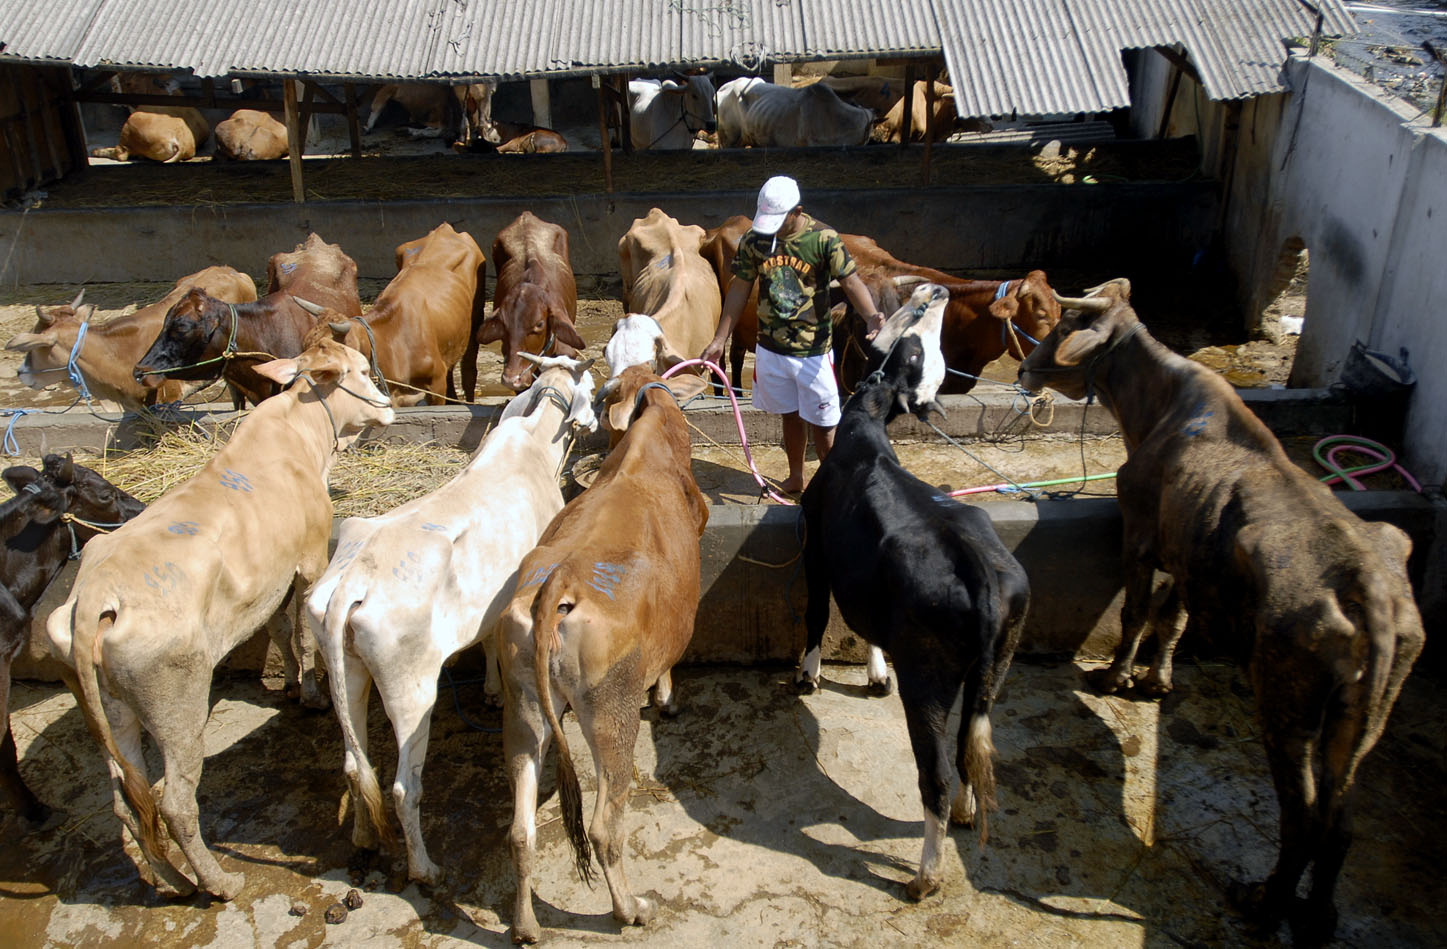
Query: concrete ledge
3 386 1355 457
17 490 1435 682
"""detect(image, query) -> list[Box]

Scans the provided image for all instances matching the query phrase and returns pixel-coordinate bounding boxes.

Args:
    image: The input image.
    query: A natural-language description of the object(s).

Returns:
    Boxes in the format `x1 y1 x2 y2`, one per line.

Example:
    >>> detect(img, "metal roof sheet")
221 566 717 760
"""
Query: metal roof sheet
0 0 1357 116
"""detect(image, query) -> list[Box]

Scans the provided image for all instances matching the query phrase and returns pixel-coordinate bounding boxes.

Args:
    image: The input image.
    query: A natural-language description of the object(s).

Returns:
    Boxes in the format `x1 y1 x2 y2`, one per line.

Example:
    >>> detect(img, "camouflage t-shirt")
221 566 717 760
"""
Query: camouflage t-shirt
732 214 857 357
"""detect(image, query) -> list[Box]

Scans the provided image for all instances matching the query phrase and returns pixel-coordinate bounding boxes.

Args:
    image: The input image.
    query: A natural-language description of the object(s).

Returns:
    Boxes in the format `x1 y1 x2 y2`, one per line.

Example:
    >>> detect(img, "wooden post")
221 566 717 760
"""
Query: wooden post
594 74 613 193
344 82 362 156
900 63 915 149
298 81 317 149
283 79 305 203
530 78 552 128
922 63 935 185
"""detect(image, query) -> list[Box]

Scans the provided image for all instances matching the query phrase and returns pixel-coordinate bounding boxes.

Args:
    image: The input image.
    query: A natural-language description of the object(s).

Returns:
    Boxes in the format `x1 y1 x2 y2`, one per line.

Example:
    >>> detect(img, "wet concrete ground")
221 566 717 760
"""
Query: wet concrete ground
4 658 1443 947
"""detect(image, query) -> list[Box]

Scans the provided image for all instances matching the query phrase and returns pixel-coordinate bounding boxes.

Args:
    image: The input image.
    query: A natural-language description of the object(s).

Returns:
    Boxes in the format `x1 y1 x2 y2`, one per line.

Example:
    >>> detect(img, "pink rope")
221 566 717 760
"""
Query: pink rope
661 359 796 505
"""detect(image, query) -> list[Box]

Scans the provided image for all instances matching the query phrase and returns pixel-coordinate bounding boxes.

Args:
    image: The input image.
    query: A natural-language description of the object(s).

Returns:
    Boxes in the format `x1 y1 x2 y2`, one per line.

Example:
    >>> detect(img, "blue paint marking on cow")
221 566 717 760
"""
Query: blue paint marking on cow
586 562 627 599
168 521 200 535
517 562 558 591
220 469 254 493
331 538 364 572
420 522 448 533
1184 403 1214 438
280 261 297 274
654 253 673 270
143 561 183 597
405 246 421 257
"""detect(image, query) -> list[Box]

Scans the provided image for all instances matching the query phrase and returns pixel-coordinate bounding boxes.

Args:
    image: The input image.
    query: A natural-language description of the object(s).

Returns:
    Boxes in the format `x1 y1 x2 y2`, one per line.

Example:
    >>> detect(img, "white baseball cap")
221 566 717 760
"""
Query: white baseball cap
752 175 801 235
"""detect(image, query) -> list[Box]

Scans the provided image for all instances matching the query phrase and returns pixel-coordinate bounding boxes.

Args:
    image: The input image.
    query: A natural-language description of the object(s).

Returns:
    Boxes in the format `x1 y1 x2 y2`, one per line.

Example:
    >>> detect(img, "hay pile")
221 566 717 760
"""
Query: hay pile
85 422 474 518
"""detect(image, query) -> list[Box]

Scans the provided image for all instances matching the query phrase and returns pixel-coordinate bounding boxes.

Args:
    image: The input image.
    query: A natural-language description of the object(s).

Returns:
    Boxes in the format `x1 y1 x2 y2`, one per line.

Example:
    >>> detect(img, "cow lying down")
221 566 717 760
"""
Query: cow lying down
306 353 597 886
1018 280 1424 945
46 339 393 901
797 283 1029 901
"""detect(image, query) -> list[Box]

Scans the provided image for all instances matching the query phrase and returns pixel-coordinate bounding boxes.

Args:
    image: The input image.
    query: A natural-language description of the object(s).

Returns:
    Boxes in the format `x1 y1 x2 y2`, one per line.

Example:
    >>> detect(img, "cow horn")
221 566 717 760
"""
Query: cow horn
35 304 49 323
1051 291 1113 313
60 452 74 482
925 399 947 421
328 321 351 335
519 351 544 365
892 275 928 288
69 288 85 310
291 296 326 316
597 376 622 404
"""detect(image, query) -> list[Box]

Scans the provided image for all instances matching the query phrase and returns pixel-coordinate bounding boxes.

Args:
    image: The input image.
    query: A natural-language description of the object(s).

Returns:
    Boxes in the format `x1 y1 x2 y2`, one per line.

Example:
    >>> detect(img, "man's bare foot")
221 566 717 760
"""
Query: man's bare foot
779 478 804 496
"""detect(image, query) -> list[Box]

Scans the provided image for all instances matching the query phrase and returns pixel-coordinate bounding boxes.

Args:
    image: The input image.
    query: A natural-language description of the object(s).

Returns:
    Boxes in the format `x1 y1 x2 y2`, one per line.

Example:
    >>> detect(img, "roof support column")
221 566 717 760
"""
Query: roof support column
284 79 305 203
922 62 935 185
531 79 552 129
594 74 613 193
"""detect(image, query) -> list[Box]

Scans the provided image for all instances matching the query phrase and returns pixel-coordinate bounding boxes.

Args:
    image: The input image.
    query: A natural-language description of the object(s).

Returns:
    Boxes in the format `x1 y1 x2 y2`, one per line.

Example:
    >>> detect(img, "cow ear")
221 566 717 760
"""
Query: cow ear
552 312 586 352
606 394 636 435
1053 327 1108 367
665 373 709 403
6 331 58 353
653 333 689 373
988 295 1020 321
477 318 506 345
76 304 97 324
2 464 41 495
253 357 301 386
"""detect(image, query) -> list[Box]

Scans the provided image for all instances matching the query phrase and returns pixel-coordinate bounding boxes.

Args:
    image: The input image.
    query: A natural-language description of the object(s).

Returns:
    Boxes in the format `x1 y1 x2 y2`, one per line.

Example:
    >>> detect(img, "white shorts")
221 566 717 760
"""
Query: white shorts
752 348 841 427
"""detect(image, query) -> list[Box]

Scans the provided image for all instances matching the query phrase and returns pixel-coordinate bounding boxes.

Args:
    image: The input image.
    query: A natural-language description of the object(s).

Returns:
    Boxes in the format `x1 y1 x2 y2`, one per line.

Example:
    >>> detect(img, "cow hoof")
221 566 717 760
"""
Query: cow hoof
1288 900 1337 948
1227 878 1284 932
867 676 893 697
617 895 654 927
905 875 940 901
795 675 820 696
658 700 682 719
483 690 504 710
302 691 332 712
410 861 445 888
1086 667 1132 695
511 921 541 944
1133 678 1173 700
208 871 245 902
153 877 198 901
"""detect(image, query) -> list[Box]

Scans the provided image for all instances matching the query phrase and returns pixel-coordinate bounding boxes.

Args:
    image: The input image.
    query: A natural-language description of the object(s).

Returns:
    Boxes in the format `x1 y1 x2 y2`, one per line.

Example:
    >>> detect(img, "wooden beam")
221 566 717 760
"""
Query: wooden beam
344 83 362 157
900 63 915 151
595 75 614 193
1151 46 1203 87
922 63 934 185
283 79 305 204
73 91 350 114
298 80 316 147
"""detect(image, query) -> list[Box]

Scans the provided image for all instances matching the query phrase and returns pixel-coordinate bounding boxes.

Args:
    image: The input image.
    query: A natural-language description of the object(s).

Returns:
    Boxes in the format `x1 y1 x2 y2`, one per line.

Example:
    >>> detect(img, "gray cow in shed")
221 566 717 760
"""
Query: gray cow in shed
1018 279 1423 946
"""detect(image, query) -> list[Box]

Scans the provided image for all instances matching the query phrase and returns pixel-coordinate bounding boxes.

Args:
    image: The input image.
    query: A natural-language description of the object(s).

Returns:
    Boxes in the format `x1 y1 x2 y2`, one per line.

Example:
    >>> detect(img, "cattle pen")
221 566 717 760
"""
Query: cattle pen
2 3 1446 947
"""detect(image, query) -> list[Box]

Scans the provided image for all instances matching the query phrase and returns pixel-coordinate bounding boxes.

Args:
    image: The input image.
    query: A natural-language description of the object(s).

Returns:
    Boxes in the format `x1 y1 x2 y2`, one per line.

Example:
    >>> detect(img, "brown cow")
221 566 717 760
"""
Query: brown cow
368 83 499 147
834 235 1061 395
698 215 758 393
47 338 394 902
476 212 583 393
135 234 362 408
307 222 487 405
8 268 257 410
91 111 203 163
499 365 709 943
616 208 722 369
1018 281 1424 945
214 109 288 160
875 80 958 143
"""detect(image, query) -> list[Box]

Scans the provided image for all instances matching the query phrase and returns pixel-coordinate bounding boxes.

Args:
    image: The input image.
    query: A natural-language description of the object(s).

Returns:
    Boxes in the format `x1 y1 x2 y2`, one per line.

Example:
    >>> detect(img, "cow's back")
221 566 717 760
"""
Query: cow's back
619 211 719 353
395 222 484 277
268 234 362 317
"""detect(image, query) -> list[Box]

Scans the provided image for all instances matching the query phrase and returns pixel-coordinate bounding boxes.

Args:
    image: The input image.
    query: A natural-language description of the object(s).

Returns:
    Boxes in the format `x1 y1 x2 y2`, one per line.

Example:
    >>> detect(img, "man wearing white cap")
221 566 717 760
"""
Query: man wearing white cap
700 175 885 495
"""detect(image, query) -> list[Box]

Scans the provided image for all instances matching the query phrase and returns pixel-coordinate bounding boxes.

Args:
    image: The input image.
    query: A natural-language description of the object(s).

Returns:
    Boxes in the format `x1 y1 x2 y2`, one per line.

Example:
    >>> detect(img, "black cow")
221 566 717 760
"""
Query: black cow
1 455 144 829
797 283 1029 901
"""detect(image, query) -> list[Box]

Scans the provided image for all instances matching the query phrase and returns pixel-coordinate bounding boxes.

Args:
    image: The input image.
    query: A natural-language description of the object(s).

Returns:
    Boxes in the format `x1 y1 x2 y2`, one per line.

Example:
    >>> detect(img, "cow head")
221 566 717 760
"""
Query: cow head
603 314 691 379
478 284 585 392
597 364 709 447
866 282 950 420
133 288 227 386
1017 279 1135 401
7 290 95 391
2 464 64 524
499 353 599 433
988 270 1062 360
41 452 145 530
253 338 395 439
664 73 716 135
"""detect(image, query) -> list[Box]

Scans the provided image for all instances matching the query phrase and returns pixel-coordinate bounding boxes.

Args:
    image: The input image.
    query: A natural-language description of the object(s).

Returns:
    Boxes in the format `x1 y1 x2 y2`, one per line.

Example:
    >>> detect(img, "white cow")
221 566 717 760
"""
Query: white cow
306 354 597 886
716 77 873 148
628 76 715 150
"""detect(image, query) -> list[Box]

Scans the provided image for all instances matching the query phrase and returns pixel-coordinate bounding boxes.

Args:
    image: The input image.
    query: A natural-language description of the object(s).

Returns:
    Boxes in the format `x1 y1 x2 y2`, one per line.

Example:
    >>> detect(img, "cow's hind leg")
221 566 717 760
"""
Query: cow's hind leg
505 682 553 944
580 704 653 929
1134 584 1186 698
103 695 196 897
376 669 443 885
866 645 892 696
796 515 830 694
651 668 680 717
895 664 957 901
337 659 381 852
2 654 59 829
1090 560 1157 694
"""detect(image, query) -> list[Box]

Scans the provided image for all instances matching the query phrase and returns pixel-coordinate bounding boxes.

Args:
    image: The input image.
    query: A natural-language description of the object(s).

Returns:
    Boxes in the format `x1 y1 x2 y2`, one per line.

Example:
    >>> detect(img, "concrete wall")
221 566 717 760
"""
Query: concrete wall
0 178 1216 285
1218 54 1447 488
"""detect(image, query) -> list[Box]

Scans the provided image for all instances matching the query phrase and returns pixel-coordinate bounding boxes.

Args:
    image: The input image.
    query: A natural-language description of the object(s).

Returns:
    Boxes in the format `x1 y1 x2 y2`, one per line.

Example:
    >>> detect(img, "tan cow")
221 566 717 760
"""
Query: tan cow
302 222 486 405
500 365 709 943
698 215 758 392
214 109 288 160
45 338 393 901
8 268 257 410
875 80 958 143
91 110 205 163
615 208 721 370
1018 281 1424 944
307 354 596 886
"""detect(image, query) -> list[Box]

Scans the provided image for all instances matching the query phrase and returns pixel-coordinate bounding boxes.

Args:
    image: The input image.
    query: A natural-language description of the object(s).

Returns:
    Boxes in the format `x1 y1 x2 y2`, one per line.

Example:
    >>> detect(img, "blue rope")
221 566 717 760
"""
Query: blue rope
441 665 502 734
66 320 95 403
2 409 34 455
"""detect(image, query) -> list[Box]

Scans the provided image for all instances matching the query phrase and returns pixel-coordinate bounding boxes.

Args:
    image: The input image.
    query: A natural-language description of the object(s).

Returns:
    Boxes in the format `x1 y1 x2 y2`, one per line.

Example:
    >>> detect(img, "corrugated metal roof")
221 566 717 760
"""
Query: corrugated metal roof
0 0 1357 115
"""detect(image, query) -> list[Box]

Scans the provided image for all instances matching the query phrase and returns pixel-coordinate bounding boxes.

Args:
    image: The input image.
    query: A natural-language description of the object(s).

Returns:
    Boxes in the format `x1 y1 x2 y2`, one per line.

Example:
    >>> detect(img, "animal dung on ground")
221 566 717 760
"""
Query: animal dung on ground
288 900 308 917
324 902 348 924
343 888 364 910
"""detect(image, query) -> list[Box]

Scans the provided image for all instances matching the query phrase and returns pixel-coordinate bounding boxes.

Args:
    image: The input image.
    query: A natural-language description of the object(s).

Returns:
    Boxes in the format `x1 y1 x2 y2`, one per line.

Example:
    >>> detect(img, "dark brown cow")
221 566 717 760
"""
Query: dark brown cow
135 233 362 408
699 215 758 393
834 235 1061 395
477 212 582 393
1018 281 1424 945
307 222 487 405
499 366 710 943
1 456 143 831
8 268 257 410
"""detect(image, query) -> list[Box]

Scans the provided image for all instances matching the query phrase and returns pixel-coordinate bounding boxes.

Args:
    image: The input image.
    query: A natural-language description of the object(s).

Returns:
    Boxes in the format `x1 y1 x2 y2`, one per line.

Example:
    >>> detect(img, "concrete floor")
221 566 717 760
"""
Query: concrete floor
3 658 1443 948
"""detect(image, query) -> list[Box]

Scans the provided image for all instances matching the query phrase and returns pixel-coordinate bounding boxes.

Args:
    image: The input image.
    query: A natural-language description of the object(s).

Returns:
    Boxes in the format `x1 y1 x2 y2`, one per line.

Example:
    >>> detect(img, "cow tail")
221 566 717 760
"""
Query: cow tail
323 594 395 849
532 565 595 886
70 599 167 863
162 143 182 163
958 568 1003 846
